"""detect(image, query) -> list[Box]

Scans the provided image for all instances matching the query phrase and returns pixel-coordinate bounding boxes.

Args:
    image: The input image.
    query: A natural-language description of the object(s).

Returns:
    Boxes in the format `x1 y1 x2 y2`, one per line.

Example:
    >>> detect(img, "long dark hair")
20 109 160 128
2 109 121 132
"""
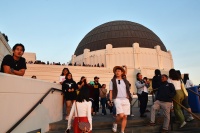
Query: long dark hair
183 74 189 85
155 69 161 76
65 73 74 82
176 70 182 80
169 69 180 80
76 87 89 102
61 68 70 76
79 76 85 82
136 73 141 81
12 43 25 52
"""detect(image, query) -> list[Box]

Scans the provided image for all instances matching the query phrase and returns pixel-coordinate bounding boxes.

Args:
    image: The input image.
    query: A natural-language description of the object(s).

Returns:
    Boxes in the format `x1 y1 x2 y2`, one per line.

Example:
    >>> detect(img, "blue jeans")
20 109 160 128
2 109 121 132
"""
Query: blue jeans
101 98 107 115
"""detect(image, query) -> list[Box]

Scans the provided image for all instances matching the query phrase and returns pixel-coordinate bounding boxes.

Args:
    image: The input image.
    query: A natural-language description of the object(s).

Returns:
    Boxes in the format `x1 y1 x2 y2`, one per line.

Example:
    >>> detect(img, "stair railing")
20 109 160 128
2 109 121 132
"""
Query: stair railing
6 88 62 133
187 87 200 97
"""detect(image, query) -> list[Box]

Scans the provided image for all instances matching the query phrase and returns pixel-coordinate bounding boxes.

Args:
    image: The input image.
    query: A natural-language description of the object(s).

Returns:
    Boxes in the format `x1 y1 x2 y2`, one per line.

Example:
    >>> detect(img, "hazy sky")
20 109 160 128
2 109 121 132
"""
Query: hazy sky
1 0 200 84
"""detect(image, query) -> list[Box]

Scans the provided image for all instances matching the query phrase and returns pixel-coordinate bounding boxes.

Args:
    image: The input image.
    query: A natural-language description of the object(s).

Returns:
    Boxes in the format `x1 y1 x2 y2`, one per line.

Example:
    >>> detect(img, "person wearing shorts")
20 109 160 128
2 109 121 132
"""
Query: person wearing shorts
109 66 132 133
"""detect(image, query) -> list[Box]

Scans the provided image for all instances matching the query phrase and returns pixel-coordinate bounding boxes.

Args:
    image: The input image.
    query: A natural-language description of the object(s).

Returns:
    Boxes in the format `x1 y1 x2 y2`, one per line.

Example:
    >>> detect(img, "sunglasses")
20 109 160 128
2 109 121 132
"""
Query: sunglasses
118 80 120 84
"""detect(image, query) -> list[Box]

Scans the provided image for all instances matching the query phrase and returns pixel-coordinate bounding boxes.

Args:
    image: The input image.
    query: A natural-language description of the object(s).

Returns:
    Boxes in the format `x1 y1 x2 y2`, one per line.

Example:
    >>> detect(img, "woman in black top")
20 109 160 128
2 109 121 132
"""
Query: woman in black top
152 69 162 101
60 68 70 85
62 73 78 120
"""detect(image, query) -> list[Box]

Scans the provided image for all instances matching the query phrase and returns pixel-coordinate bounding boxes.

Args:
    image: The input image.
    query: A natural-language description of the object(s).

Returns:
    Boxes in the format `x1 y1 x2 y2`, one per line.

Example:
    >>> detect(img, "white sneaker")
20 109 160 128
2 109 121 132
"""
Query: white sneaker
131 114 134 117
112 123 117 132
180 121 186 128
186 116 194 122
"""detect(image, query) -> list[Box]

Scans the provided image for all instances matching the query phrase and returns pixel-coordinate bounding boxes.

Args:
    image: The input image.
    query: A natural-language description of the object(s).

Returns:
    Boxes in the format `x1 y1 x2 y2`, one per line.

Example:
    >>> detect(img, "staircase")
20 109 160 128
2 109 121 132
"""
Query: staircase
46 113 200 133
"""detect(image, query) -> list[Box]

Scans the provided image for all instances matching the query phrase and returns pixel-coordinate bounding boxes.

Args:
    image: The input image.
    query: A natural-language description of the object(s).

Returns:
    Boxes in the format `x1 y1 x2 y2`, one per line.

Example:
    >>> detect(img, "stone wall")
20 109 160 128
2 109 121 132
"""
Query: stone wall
23 52 36 63
72 43 174 71
0 73 62 133
0 32 12 66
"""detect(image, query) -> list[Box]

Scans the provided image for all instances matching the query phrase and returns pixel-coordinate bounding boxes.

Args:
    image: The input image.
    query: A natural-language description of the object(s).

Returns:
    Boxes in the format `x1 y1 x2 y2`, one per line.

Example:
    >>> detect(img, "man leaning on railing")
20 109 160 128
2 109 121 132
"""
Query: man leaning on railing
0 43 27 76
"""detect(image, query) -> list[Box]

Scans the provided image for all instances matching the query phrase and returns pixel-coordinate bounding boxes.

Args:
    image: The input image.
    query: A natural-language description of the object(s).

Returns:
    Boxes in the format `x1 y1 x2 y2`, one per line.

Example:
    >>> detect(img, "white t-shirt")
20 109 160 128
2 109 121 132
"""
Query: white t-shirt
109 79 127 99
168 79 181 90
67 101 92 130
185 80 194 88
143 85 148 93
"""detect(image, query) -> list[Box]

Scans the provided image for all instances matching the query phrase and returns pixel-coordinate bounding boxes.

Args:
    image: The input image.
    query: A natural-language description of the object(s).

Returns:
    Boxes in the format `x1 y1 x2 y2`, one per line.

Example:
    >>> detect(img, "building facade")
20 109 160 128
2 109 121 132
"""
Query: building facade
0 32 12 66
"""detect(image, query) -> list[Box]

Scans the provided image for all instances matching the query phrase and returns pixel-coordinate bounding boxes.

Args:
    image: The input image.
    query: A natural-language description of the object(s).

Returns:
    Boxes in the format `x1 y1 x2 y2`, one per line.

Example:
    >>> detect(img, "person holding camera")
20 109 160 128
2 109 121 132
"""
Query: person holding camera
135 73 150 117
62 73 78 120
77 76 87 90
77 77 95 116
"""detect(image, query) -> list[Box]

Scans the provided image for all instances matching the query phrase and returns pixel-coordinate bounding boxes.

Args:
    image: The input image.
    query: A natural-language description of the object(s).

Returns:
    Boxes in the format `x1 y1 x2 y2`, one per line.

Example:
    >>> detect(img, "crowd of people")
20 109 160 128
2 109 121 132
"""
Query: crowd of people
68 62 105 67
147 69 195 132
27 60 105 68
27 60 66 66
0 43 198 133
59 67 110 133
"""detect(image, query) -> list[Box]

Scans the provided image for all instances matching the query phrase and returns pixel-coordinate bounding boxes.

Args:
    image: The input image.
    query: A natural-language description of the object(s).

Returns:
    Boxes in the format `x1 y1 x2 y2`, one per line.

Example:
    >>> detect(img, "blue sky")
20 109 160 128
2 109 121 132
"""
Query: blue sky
1 0 200 84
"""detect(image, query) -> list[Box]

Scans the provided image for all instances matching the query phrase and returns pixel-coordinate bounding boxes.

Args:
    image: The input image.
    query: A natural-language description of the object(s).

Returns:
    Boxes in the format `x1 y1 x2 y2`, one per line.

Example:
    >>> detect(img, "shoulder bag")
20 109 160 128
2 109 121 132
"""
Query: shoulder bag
180 80 188 98
75 102 91 133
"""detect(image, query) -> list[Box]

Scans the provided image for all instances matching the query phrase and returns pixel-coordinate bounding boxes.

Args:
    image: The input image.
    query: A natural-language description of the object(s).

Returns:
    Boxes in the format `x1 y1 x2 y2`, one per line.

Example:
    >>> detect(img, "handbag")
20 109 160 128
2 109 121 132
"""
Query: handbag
75 102 91 133
180 80 188 97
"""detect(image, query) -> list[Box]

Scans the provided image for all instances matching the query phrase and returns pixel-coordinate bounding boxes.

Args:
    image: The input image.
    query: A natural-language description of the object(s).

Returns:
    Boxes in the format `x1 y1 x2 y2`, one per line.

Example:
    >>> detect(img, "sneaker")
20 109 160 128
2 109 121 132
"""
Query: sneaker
147 122 156 126
102 113 105 115
140 114 147 117
112 123 117 132
186 116 194 122
161 129 168 133
145 109 150 112
131 114 134 117
180 121 187 128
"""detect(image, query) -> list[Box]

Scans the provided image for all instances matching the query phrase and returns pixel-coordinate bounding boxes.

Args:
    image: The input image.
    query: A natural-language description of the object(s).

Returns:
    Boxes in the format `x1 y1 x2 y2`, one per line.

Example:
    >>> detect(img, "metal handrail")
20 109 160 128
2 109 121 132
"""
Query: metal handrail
187 87 200 97
172 98 200 120
6 88 62 133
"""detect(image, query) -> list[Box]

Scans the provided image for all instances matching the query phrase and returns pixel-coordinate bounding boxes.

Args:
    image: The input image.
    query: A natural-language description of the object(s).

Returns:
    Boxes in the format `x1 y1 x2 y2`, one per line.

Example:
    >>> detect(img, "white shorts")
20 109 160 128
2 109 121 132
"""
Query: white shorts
113 98 130 115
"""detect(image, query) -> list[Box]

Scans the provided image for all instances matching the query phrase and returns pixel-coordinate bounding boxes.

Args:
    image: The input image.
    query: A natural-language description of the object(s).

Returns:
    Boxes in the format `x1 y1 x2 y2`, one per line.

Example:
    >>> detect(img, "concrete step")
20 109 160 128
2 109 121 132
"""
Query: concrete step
46 126 200 133
47 106 200 133
49 115 151 131
47 114 200 133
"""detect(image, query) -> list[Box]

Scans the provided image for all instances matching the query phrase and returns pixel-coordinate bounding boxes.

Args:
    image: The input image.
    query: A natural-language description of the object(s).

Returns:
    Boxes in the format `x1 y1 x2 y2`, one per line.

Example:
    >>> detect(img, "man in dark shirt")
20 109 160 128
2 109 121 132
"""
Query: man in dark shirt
148 74 176 132
93 76 101 114
0 43 27 76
